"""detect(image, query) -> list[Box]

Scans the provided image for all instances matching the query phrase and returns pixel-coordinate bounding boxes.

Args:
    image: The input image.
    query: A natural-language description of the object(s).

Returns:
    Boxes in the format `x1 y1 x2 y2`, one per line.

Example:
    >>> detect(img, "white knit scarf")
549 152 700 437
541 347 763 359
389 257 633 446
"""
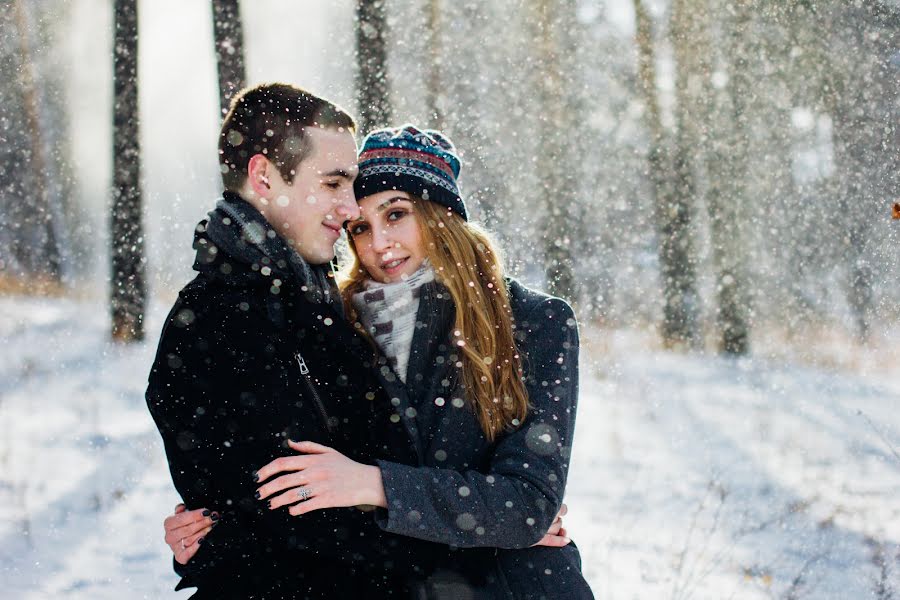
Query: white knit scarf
351 263 435 383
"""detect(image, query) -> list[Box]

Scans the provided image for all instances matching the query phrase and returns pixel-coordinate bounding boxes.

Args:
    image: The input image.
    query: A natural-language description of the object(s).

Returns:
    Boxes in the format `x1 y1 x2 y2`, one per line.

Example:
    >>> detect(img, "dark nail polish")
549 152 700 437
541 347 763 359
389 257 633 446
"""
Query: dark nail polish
211 512 220 522
202 509 211 517
267 500 272 509
252 471 259 483
254 491 261 500
198 537 204 545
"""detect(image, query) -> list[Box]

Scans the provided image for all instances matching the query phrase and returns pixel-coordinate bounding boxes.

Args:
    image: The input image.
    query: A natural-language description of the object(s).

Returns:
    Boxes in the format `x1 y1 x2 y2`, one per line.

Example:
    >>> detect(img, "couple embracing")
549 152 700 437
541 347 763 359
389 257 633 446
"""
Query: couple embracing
146 82 594 599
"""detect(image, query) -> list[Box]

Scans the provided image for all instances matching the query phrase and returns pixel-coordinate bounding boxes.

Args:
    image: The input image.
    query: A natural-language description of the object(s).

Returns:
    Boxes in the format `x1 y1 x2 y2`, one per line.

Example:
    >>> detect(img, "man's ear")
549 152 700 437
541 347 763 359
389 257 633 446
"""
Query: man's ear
247 154 275 199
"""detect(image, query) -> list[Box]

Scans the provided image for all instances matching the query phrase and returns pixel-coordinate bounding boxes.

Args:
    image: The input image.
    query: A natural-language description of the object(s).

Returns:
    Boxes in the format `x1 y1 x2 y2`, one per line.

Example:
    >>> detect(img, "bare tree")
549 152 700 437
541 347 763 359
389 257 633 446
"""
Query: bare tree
528 0 580 302
682 0 753 355
211 0 246 119
110 0 145 342
355 0 392 133
423 0 444 129
634 0 701 348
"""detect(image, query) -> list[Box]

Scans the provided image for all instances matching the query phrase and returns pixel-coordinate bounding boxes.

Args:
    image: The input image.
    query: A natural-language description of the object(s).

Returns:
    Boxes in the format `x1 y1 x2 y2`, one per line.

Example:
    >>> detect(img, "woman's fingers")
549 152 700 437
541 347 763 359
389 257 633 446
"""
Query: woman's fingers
558 503 568 518
173 525 209 565
558 527 568 539
545 519 562 536
267 482 316 510
165 513 218 546
164 509 218 548
164 507 209 533
288 494 328 516
174 503 186 514
532 533 571 548
286 440 333 454
257 472 311 502
254 454 312 484
183 524 213 548
171 524 214 564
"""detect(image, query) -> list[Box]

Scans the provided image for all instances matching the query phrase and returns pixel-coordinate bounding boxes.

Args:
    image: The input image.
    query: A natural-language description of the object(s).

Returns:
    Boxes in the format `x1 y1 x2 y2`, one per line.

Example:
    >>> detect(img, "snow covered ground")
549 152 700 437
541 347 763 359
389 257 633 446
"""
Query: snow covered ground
1 295 898 599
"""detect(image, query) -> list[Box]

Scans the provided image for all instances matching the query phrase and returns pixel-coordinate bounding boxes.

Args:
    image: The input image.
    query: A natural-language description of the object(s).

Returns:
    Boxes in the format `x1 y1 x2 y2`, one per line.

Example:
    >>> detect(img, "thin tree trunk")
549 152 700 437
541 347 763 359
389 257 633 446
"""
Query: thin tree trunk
13 0 60 281
355 0 392 133
211 0 246 119
110 0 145 342
424 0 444 128
635 0 701 349
714 0 753 355
534 0 577 302
689 0 752 355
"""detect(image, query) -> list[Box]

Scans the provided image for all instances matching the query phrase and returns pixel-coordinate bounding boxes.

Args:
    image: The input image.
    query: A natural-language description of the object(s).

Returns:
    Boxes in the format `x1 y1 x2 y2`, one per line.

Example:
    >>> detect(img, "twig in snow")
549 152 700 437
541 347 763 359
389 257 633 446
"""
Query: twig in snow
671 478 728 600
870 539 896 600
858 409 900 464
783 549 829 600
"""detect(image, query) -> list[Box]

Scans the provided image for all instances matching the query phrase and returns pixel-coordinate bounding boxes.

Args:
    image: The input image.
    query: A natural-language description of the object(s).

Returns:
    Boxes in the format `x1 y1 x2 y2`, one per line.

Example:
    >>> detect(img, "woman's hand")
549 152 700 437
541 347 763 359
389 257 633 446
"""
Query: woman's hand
532 503 571 548
254 440 387 516
164 503 219 564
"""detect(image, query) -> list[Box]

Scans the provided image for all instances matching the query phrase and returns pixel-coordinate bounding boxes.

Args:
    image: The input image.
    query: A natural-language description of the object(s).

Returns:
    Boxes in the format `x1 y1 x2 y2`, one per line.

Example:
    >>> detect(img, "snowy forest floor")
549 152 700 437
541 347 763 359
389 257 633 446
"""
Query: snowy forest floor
1 294 898 599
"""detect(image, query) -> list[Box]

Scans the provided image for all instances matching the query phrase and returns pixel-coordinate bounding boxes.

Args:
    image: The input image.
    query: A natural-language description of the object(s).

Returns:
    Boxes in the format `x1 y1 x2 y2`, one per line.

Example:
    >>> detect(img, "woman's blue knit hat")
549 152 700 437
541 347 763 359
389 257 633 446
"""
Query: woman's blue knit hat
354 124 467 221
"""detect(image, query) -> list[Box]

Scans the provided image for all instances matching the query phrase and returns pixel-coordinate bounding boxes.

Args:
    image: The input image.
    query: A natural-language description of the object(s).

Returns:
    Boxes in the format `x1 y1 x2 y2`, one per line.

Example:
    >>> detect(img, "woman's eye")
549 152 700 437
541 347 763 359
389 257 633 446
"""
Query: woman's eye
387 210 406 222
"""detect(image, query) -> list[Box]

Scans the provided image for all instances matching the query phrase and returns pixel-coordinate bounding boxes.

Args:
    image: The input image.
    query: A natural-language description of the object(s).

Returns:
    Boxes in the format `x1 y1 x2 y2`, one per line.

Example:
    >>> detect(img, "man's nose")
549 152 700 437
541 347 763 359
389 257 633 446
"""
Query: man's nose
334 190 360 223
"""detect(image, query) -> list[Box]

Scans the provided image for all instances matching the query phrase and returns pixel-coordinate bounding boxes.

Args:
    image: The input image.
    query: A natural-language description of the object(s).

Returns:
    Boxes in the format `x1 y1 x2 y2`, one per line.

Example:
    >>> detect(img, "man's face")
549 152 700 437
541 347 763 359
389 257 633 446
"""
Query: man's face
262 127 360 265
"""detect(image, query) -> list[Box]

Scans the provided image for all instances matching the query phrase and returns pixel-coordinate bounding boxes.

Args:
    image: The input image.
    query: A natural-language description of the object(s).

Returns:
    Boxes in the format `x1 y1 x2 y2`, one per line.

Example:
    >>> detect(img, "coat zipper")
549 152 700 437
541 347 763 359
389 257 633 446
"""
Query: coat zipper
295 352 336 438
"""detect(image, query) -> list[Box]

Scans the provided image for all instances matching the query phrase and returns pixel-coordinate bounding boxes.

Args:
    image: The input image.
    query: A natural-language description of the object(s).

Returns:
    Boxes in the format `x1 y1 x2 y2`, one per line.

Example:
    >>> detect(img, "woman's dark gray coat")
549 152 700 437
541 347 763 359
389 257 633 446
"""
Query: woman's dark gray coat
370 279 594 599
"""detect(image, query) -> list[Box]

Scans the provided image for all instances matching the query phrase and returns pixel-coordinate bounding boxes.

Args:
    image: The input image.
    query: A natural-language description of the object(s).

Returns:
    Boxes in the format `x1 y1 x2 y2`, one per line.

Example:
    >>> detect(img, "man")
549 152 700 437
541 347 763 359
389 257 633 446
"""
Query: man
146 83 438 598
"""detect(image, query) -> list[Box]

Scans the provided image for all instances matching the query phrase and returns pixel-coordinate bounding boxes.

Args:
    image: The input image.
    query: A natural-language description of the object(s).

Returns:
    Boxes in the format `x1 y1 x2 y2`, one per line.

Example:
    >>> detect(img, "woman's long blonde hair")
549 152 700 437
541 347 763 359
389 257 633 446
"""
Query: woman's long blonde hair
340 198 529 441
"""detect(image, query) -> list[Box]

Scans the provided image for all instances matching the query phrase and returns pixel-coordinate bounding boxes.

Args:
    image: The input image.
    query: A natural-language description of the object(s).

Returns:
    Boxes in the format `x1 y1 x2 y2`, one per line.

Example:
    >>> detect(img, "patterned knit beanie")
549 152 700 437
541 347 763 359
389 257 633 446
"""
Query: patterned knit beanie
354 124 467 221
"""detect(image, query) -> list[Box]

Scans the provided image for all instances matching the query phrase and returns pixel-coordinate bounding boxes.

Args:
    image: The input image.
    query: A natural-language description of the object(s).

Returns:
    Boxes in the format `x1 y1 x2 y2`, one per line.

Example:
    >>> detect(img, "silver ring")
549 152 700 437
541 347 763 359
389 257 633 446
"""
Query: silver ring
181 538 186 550
297 487 312 501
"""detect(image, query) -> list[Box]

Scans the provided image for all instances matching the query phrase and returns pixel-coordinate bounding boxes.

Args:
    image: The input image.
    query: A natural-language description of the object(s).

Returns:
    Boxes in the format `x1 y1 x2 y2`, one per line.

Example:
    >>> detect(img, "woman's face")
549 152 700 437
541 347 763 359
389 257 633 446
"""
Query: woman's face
349 190 427 283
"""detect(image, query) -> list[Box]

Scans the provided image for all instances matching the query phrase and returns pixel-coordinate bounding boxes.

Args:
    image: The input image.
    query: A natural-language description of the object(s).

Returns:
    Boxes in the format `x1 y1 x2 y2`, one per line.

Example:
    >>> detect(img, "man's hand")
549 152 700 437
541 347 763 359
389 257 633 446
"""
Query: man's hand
164 504 218 564
532 503 571 548
255 440 387 516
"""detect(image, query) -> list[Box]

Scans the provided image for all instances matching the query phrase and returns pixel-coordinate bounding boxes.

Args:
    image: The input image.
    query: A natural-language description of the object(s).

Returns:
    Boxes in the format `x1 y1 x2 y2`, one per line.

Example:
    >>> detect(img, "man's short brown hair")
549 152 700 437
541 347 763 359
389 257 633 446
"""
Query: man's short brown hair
218 83 356 191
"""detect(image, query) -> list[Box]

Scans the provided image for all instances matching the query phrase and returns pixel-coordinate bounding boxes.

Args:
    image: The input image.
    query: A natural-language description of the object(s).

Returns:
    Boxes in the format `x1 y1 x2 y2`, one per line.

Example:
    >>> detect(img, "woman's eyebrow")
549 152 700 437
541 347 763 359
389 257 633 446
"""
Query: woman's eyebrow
376 197 408 211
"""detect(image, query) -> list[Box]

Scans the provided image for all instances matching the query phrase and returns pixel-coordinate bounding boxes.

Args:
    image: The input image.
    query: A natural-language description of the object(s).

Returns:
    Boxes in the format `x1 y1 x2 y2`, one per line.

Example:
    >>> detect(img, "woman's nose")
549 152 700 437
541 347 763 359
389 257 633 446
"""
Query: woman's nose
370 227 393 253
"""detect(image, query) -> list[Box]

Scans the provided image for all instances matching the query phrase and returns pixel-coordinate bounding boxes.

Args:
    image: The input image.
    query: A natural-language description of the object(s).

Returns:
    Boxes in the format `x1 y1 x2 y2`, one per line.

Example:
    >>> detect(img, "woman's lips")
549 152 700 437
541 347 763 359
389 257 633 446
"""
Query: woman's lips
382 257 408 275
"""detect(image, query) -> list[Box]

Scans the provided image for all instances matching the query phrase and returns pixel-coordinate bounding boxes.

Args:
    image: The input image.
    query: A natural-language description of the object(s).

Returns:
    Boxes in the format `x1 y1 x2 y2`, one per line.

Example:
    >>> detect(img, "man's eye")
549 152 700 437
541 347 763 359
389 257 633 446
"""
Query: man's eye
324 181 341 189
349 223 368 236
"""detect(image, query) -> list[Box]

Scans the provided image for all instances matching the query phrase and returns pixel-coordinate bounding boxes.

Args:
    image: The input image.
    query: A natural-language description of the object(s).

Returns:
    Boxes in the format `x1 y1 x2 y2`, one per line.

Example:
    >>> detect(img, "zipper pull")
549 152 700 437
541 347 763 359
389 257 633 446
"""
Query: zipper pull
295 352 310 375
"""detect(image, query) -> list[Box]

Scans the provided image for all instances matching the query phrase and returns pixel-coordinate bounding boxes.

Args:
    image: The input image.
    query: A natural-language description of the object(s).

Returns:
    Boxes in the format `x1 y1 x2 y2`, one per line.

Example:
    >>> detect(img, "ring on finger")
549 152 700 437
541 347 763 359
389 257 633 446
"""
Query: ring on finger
297 487 313 501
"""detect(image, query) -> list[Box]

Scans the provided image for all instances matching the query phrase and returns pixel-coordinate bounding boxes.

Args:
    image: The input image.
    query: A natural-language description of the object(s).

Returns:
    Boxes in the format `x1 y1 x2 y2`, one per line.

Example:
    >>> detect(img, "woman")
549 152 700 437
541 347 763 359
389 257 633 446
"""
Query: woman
165 125 593 598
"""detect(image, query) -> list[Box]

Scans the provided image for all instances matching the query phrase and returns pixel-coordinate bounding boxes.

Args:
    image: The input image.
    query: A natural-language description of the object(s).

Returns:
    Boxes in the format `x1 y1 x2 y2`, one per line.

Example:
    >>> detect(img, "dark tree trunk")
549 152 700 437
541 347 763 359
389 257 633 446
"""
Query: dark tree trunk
110 0 145 342
634 0 701 349
211 0 246 119
355 0 392 133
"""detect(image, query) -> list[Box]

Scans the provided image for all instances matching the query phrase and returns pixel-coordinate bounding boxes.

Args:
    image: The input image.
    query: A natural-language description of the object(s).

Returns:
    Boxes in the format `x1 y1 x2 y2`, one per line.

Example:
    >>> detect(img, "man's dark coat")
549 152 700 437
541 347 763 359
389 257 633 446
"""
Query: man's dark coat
146 194 440 598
